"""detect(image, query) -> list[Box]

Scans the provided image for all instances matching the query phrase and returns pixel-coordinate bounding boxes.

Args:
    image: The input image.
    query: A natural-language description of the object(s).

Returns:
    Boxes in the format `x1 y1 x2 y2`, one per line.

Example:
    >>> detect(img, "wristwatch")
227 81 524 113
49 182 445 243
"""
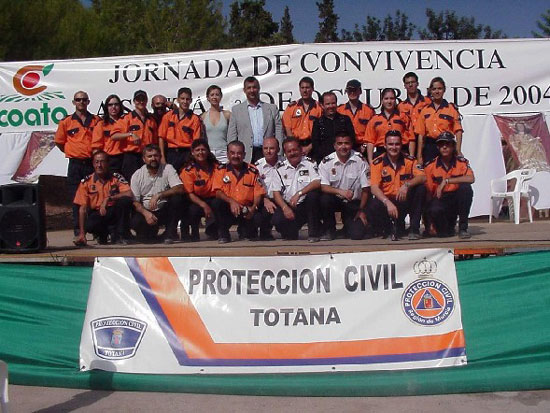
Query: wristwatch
298 190 303 196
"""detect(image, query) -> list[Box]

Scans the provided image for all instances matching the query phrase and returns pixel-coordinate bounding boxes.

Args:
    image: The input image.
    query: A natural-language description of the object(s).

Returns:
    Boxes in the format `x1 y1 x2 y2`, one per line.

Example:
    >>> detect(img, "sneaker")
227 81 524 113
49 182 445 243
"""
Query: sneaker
320 232 335 241
308 236 320 243
117 238 130 246
458 229 471 239
218 237 231 244
408 231 421 241
163 238 174 245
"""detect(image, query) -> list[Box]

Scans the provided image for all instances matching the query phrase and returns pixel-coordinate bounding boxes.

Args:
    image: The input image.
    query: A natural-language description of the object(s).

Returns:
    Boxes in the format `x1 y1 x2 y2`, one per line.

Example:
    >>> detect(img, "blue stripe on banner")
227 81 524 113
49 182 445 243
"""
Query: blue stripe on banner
125 258 465 368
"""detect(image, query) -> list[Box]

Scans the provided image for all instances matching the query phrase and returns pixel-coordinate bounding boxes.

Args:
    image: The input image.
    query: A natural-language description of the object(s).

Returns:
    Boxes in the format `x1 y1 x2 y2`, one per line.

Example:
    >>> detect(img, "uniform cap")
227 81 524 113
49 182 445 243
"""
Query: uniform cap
436 131 456 144
345 79 362 90
133 90 148 100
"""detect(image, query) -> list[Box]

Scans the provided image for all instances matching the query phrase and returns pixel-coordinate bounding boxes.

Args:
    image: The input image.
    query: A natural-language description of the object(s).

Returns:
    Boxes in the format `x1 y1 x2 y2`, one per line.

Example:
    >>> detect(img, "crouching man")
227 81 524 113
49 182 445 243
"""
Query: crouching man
424 132 475 238
73 151 132 246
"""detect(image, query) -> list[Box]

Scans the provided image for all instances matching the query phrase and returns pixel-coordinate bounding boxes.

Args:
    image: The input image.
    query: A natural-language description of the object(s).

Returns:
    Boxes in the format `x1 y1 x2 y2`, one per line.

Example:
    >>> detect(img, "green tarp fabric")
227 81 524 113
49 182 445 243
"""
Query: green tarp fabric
1 252 549 396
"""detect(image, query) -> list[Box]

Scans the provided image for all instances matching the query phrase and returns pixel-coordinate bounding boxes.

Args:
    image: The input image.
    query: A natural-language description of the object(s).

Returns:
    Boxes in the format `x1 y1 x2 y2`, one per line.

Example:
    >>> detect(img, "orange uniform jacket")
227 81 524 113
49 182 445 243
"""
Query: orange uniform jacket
424 156 473 196
112 111 158 153
337 101 375 144
397 94 432 138
415 99 463 140
54 112 100 159
91 119 126 156
370 153 424 198
365 110 413 147
158 108 202 148
180 162 217 199
73 173 130 210
212 163 266 206
282 99 323 141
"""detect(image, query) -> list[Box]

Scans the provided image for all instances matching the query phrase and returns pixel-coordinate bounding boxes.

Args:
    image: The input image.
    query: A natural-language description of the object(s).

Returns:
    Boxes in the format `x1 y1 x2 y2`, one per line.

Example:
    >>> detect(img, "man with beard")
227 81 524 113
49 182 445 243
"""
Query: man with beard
73 151 133 246
151 94 171 126
130 144 185 244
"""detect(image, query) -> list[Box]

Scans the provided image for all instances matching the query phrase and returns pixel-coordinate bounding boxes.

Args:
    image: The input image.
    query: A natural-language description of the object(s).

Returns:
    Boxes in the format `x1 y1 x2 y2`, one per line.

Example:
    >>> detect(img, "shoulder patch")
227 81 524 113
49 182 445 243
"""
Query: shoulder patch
81 174 92 183
322 156 331 164
424 158 437 167
372 157 383 165
113 173 128 184
248 165 259 174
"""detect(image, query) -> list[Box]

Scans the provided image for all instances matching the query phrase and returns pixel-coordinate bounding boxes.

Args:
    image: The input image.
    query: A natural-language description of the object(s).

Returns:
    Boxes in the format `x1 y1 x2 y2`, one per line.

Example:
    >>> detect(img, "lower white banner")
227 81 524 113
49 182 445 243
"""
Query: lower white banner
79 249 467 374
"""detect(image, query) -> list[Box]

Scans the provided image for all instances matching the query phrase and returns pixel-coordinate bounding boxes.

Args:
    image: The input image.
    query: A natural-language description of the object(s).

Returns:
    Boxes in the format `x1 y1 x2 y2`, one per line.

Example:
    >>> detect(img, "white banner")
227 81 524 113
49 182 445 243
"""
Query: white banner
80 249 466 374
2 39 550 133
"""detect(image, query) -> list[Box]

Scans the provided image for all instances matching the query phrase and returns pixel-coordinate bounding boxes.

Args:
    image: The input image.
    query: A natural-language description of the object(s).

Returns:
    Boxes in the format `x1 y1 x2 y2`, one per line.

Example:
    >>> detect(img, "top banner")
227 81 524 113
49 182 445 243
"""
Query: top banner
1 38 550 133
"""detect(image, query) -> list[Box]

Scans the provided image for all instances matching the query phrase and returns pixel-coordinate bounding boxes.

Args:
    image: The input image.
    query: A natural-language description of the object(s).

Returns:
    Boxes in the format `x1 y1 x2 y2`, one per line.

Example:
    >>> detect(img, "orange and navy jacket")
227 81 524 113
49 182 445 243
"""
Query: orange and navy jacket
397 94 432 135
282 99 323 141
54 112 100 159
180 162 218 199
424 155 473 196
91 119 126 156
112 111 158 153
337 101 375 144
365 109 413 147
370 153 424 198
73 172 130 210
415 99 463 140
158 107 202 148
212 162 266 206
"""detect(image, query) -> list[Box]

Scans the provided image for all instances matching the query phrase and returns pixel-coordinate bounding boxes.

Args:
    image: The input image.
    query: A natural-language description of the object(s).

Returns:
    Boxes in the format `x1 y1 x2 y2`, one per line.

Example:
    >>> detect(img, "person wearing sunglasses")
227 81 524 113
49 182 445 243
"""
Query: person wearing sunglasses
54 90 101 240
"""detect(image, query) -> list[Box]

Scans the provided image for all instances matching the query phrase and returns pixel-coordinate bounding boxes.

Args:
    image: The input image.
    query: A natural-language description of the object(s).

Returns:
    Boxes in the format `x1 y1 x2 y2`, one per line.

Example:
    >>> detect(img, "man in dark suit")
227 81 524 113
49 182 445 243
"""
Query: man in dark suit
227 76 283 163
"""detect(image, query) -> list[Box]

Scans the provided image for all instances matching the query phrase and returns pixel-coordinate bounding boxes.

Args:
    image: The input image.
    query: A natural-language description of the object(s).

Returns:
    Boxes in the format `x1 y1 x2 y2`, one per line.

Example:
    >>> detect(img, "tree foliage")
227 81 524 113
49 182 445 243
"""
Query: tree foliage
278 6 295 44
419 8 504 40
533 9 550 37
342 10 415 41
315 0 339 43
228 0 279 47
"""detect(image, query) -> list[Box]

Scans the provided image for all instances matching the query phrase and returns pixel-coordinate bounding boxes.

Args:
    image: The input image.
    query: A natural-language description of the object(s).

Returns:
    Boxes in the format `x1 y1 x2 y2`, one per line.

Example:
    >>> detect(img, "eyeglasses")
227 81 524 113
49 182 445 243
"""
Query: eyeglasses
107 103 120 107
404 81 417 85
74 97 89 102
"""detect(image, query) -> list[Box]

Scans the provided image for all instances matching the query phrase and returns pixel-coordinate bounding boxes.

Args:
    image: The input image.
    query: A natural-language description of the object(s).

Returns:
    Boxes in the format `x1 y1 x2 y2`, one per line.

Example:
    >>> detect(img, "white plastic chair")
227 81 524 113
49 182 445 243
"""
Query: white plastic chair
489 169 535 224
0 360 7 413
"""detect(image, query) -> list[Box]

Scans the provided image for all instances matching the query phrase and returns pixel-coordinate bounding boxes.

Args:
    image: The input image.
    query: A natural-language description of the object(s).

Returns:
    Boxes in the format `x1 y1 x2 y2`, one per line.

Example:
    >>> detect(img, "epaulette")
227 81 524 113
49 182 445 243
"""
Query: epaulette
254 160 261 167
353 151 365 160
322 156 331 164
457 156 469 163
184 164 193 172
405 154 415 160
304 156 314 163
424 158 437 167
372 157 383 165
276 161 285 168
248 165 259 174
113 172 128 184
81 174 92 183
61 114 71 121
217 164 227 170
287 101 297 107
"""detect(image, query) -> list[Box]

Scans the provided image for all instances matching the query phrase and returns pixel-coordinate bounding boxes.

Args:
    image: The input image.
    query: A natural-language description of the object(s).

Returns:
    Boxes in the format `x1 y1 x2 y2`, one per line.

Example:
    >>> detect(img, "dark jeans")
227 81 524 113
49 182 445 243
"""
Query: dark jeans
166 147 191 173
320 194 366 240
368 185 426 235
272 191 321 239
422 139 439 164
187 197 218 238
251 146 263 164
108 154 124 176
427 184 473 235
85 197 132 240
211 198 261 240
122 152 143 182
131 195 184 241
67 158 93 236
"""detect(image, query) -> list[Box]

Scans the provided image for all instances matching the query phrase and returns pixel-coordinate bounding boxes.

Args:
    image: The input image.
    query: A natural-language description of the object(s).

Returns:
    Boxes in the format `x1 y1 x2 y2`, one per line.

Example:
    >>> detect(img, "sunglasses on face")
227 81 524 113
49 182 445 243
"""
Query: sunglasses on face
74 97 89 102
107 102 120 107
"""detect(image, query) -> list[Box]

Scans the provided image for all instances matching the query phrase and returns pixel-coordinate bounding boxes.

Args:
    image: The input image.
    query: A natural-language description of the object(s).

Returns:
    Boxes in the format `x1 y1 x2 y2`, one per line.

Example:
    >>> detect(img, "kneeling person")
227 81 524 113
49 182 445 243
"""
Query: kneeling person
319 133 370 240
272 137 322 242
424 132 475 238
369 130 426 240
73 151 133 246
211 140 265 243
131 144 185 244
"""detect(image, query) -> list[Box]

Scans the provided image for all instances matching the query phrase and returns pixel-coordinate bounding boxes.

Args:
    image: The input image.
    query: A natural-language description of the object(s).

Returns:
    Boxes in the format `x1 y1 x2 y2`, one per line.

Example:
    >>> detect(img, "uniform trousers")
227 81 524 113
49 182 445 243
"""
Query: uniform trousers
320 194 366 240
108 154 124 175
131 195 184 241
187 197 218 239
422 139 439 164
85 197 132 241
211 198 261 240
122 152 143 183
253 199 275 239
368 185 426 235
427 184 473 236
166 147 190 173
67 158 93 236
272 191 321 239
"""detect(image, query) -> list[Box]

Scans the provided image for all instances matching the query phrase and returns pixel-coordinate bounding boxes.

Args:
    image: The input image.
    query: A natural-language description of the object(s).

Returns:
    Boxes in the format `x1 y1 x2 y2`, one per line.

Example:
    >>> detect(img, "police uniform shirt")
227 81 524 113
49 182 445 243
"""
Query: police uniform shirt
130 163 182 211
255 156 284 198
73 172 130 210
337 101 375 144
272 157 320 204
282 99 323 140
212 162 266 206
415 99 463 140
424 155 473 196
54 112 101 159
158 107 202 148
318 150 369 201
112 111 158 153
370 153 424 198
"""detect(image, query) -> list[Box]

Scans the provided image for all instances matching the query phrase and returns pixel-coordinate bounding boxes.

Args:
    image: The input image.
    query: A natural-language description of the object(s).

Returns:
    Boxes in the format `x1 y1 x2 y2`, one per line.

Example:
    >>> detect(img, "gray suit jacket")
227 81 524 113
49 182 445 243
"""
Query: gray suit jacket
227 100 283 162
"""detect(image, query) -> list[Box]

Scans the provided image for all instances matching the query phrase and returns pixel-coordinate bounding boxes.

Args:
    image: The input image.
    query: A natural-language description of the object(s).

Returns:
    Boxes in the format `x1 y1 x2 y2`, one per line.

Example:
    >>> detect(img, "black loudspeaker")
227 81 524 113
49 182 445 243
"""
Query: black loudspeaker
0 183 46 253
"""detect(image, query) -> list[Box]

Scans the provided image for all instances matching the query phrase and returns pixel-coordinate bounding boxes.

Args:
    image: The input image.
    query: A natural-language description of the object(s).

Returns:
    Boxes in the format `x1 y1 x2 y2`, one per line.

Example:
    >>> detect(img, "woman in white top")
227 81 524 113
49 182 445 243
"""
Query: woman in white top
201 85 231 163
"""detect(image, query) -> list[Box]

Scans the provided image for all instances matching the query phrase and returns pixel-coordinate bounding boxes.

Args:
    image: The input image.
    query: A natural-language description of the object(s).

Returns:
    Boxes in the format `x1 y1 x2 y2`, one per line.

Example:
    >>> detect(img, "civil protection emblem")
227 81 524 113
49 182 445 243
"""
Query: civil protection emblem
402 278 454 326
91 316 147 360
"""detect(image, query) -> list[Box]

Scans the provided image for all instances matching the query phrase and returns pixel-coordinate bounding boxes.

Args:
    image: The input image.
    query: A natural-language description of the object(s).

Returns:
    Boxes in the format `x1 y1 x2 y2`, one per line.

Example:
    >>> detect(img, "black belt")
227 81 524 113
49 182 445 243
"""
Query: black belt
299 138 312 146
168 147 190 152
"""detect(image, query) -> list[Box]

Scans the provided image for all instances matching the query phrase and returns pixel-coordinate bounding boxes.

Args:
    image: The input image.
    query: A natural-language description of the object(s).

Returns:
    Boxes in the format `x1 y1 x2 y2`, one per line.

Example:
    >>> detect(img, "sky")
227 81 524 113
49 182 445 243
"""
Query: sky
220 0 549 42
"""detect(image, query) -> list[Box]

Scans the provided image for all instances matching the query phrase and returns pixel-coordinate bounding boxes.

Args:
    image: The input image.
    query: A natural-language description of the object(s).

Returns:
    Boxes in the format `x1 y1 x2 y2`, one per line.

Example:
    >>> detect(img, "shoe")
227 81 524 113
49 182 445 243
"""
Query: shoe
218 237 231 244
308 236 320 243
163 238 174 245
97 235 108 245
117 238 130 245
320 232 335 241
458 229 471 239
408 231 421 241
188 233 200 242
73 237 86 247
259 233 275 241
390 233 399 241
